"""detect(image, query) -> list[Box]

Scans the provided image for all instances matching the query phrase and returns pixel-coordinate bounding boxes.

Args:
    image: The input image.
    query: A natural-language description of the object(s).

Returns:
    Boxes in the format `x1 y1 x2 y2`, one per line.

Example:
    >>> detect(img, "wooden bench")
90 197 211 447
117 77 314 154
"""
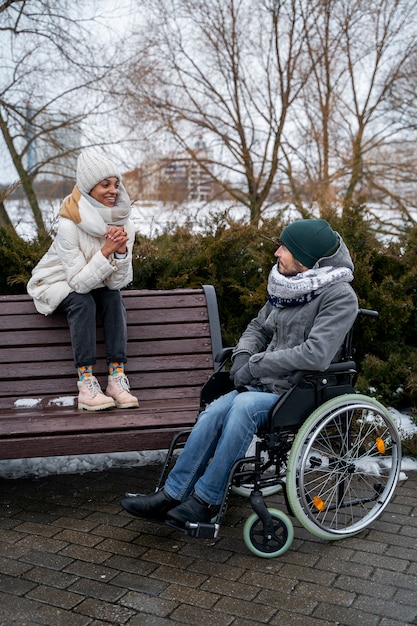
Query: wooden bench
0 286 223 461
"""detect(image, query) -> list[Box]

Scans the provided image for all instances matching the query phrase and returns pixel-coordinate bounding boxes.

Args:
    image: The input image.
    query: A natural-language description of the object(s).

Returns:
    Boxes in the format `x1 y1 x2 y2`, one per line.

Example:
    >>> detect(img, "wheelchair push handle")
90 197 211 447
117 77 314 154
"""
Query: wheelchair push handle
358 308 378 318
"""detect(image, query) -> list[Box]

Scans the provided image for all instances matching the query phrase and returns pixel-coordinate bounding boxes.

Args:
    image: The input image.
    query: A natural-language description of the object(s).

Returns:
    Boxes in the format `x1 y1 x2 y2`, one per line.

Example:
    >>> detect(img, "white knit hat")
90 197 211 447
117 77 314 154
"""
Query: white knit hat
76 149 121 193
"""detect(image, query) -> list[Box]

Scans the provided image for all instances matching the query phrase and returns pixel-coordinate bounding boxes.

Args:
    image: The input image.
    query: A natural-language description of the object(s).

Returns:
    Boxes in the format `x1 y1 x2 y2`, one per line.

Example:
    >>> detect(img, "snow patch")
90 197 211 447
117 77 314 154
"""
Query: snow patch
0 450 168 480
14 398 42 408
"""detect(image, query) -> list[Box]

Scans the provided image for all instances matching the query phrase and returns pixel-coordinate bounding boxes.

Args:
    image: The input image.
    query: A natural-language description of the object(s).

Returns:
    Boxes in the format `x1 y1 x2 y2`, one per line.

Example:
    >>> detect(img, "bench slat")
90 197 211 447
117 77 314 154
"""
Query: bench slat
0 427 194 460
0 337 212 364
0 404 198 435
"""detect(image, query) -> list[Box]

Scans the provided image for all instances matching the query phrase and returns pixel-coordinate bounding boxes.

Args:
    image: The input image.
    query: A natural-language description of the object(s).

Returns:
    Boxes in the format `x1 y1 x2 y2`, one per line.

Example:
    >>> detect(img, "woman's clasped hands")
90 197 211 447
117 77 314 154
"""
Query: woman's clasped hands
102 225 129 257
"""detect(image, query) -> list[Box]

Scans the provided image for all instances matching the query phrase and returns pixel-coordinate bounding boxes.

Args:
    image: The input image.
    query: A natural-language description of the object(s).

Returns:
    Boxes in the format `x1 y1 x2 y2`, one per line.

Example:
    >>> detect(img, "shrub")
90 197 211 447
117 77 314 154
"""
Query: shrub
132 215 286 345
0 228 51 294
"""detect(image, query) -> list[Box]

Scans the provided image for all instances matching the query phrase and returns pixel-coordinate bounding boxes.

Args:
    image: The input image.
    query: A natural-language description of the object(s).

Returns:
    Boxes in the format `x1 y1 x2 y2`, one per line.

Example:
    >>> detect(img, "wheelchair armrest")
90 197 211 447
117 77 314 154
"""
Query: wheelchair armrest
288 360 357 384
325 360 357 373
214 347 234 368
287 370 305 385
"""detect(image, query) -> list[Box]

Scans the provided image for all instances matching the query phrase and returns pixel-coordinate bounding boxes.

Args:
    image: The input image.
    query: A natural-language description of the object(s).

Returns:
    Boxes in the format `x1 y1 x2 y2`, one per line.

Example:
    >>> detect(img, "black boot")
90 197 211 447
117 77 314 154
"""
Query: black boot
121 490 180 520
167 493 219 525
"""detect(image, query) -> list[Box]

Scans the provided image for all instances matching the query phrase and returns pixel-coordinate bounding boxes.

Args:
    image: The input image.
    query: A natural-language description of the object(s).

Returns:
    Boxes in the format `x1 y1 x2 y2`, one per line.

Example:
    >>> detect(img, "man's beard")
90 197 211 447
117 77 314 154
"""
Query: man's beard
277 261 300 277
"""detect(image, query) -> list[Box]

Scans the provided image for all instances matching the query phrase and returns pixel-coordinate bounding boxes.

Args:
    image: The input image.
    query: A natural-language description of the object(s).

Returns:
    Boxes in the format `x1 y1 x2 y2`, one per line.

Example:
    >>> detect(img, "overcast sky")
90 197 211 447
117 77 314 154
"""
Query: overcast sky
0 0 138 186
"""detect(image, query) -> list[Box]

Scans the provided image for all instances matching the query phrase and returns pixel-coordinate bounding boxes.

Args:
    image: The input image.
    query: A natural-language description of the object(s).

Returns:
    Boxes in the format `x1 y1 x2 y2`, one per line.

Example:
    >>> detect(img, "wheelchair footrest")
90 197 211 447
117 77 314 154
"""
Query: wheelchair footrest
166 519 220 539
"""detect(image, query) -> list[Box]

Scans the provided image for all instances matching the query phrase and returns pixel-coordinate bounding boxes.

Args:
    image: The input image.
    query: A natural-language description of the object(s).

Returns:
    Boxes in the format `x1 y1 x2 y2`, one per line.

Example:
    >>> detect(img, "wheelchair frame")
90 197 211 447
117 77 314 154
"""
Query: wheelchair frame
155 309 402 558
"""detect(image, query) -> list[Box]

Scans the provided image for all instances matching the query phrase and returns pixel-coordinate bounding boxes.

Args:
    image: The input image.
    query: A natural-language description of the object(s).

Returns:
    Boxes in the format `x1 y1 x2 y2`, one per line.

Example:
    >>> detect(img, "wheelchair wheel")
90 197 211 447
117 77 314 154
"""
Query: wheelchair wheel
243 508 294 558
286 394 402 541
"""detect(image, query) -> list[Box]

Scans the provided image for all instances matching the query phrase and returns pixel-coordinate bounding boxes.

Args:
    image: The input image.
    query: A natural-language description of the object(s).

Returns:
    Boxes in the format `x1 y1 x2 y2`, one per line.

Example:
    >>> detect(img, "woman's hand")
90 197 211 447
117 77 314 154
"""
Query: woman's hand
101 226 129 258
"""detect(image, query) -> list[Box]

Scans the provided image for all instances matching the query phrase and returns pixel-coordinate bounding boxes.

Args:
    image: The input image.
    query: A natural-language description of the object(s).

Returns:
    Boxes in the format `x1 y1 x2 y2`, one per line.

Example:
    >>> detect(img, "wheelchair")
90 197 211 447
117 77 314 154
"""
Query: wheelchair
155 309 402 558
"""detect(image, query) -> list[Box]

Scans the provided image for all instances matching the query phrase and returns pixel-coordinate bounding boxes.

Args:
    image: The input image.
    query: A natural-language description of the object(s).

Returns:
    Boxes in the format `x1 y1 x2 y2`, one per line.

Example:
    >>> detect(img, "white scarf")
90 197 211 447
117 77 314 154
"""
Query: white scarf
267 264 354 308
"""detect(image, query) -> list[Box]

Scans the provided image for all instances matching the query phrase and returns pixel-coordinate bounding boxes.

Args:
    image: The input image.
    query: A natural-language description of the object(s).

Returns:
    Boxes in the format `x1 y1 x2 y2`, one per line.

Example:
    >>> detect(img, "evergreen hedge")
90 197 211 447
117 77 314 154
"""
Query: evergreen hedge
2 209 417 421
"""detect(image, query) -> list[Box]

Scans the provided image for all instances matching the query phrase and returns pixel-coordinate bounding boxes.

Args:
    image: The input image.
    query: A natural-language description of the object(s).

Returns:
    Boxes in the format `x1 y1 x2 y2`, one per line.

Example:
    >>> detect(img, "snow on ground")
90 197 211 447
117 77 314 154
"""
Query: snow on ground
6 198 261 240
6 197 417 241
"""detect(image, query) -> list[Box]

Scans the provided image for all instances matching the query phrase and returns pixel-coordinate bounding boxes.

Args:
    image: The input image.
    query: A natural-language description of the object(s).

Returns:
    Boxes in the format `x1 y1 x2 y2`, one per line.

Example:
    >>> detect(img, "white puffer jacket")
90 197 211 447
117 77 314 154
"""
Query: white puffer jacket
27 186 136 315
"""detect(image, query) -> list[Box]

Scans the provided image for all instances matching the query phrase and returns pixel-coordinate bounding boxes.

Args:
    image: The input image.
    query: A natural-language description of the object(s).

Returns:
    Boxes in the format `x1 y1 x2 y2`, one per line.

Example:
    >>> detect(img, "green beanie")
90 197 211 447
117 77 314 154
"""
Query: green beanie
280 219 339 268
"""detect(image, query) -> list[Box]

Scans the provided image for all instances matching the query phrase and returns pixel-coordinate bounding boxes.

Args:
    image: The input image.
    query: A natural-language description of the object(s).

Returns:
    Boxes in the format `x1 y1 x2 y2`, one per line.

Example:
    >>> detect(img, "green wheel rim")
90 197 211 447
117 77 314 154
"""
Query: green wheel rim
243 508 294 558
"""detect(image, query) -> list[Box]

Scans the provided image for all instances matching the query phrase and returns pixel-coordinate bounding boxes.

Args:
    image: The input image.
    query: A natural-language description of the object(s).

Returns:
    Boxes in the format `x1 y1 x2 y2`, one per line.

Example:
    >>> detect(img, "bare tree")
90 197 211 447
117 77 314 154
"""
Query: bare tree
285 0 417 225
118 0 417 230
120 0 320 224
0 0 134 238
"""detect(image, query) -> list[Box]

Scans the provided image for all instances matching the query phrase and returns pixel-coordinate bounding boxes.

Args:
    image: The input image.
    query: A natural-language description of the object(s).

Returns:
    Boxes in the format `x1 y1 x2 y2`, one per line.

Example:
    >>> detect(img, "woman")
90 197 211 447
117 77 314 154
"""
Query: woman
27 149 139 411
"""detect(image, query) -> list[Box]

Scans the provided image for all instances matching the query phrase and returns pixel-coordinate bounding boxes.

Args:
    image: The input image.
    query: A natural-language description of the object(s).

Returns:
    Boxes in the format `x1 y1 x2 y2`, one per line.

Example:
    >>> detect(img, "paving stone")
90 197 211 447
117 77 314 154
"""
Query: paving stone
350 550 410 573
137 542 196 569
268 613 335 626
74 597 135 623
0 590 90 626
90 523 140 542
255 589 317 615
353 593 417 624
53 528 106 548
0 539 33 559
15 520 64 537
20 548 74 570
104 553 158 577
64 559 120 582
293 580 355 607
371 567 417 591
149 564 208 588
238 568 294 592
0 572 37 596
50 515 102 532
161 582 219 609
112 570 169 596
279 562 337 586
334 574 397 600
120 590 179 616
26 584 83 610
312 601 379 626
213 595 277 622
169 603 235 625
15 533 69 554
188 558 245 581
68 577 127 603
127 615 177 626
0 555 33 577
59 543 112 564
22 565 79 589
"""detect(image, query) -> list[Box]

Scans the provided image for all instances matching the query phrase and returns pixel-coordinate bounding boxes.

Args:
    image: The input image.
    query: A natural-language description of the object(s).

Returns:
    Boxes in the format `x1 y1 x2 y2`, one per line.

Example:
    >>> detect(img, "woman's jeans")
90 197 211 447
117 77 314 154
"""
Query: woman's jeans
164 388 279 506
58 287 127 368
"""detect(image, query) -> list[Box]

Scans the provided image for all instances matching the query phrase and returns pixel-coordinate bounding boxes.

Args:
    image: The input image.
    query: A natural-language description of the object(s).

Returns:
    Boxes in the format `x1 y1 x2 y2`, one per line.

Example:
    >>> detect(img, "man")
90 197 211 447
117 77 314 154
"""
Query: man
121 218 358 525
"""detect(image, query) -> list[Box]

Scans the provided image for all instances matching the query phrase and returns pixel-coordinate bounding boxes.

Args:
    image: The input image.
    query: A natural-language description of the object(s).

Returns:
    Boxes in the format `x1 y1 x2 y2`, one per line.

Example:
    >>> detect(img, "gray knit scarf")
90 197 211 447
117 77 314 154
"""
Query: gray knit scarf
267 265 354 308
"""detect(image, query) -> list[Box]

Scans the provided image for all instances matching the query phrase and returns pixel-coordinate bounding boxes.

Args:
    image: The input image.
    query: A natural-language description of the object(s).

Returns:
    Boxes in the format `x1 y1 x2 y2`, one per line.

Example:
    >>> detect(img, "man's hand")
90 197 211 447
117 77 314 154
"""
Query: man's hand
233 362 253 389
229 352 250 382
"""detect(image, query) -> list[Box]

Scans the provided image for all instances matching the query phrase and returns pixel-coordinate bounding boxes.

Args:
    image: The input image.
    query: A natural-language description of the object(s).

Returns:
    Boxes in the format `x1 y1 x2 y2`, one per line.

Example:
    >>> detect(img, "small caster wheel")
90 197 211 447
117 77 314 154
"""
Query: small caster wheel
243 508 294 558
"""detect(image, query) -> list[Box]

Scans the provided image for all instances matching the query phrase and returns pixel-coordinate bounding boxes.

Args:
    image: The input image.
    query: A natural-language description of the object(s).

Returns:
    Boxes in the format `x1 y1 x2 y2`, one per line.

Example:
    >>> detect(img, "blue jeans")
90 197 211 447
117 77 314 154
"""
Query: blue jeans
58 287 127 368
164 388 279 505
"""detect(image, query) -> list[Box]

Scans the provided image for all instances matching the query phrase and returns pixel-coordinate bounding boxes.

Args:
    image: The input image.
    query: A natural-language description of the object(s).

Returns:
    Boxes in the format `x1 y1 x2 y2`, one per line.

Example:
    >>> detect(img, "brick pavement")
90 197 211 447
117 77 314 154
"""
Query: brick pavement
0 463 416 626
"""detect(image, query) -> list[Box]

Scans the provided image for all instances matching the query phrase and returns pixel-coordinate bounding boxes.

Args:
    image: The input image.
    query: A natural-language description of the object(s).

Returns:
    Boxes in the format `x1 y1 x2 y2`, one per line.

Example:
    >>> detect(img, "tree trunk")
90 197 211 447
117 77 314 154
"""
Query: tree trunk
0 111 47 238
